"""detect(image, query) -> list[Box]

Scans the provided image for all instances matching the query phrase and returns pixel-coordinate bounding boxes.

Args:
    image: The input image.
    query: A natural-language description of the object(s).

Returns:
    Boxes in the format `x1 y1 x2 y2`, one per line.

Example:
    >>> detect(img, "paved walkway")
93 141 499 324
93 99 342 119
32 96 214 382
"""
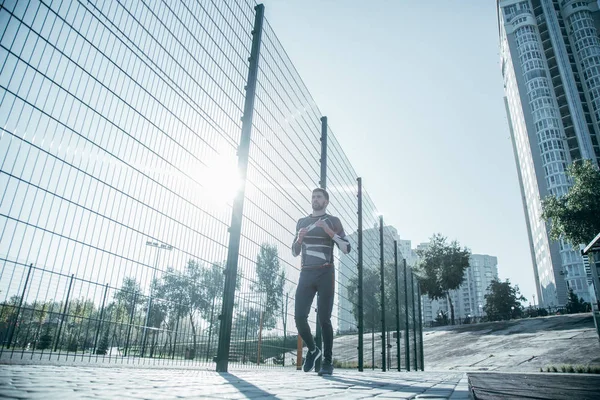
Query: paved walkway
0 365 470 399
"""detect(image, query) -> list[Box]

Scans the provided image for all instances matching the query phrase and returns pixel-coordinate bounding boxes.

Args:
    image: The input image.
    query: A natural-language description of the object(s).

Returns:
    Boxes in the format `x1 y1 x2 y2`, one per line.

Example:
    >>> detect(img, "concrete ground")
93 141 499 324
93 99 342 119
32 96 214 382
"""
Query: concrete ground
2 364 600 399
422 313 600 372
279 314 599 372
0 364 470 399
1 314 598 399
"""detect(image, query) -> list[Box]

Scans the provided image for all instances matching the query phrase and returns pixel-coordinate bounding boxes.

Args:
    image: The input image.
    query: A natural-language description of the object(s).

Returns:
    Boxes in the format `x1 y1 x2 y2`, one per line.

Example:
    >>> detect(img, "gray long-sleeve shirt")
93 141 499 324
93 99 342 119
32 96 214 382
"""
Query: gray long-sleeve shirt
292 214 350 268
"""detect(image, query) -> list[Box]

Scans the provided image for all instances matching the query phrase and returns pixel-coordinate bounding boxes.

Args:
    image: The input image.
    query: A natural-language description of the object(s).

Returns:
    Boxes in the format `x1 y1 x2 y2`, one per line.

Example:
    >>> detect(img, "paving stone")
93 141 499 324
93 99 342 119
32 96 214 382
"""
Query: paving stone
0 364 471 399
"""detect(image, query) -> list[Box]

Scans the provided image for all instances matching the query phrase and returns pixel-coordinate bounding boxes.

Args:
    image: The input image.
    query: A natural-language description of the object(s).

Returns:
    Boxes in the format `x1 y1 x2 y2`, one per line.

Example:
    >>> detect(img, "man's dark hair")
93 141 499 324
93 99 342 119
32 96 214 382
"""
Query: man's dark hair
313 188 329 201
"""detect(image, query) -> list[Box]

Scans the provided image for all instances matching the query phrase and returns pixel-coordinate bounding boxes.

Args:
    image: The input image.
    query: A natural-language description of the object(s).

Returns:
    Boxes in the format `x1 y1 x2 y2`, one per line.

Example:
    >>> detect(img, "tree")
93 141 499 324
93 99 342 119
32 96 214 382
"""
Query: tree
69 298 96 324
565 288 587 314
199 262 225 361
542 159 600 247
434 310 449 326
0 295 21 346
96 329 110 355
37 327 53 350
156 260 207 359
113 277 144 324
483 278 527 321
199 262 225 323
231 307 262 364
414 234 471 325
154 260 229 359
252 244 285 330
347 263 400 333
65 298 96 352
154 270 186 358
145 278 168 357
31 302 49 350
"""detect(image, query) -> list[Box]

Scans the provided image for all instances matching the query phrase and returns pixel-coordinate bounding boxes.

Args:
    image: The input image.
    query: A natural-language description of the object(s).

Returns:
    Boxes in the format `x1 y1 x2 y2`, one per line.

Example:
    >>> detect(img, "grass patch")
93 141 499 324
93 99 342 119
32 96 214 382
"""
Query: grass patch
543 364 600 374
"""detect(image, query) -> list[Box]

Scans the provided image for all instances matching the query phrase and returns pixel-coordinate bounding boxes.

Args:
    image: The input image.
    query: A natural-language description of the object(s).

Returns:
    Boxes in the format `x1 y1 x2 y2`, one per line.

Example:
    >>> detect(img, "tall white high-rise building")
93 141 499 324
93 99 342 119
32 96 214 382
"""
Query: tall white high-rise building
421 255 500 324
497 0 600 306
399 239 419 267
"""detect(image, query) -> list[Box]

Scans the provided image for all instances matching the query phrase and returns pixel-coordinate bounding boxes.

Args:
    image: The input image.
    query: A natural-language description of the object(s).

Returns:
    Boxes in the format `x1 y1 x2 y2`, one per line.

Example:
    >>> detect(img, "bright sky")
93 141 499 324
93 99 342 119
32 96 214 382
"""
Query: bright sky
259 0 538 301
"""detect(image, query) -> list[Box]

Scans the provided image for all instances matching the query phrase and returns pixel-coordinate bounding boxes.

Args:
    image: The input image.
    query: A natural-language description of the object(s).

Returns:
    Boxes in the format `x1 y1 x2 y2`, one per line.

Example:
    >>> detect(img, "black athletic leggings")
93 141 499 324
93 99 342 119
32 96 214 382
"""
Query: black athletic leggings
294 266 335 363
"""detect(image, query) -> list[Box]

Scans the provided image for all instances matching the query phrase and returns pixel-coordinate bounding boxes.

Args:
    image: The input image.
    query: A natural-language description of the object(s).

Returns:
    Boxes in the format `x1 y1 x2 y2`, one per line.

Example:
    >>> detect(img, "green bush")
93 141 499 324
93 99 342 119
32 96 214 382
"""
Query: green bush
96 330 109 355
37 332 53 350
333 359 359 369
67 337 78 352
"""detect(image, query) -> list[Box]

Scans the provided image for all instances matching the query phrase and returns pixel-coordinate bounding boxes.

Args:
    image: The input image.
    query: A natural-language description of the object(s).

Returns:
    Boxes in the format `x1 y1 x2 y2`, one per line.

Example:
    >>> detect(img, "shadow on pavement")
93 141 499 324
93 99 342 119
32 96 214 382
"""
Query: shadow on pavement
219 372 276 398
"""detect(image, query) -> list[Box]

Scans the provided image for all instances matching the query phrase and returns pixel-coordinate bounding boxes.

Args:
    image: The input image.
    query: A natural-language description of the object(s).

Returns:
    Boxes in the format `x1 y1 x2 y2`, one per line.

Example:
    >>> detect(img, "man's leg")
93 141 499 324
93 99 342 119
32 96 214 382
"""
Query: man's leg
294 269 317 350
316 267 335 366
295 269 322 372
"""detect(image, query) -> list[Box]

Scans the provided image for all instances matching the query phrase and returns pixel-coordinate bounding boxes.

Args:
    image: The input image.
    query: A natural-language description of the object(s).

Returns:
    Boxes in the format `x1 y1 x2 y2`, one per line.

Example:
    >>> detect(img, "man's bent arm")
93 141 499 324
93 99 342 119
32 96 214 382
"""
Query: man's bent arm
292 220 302 257
332 218 351 254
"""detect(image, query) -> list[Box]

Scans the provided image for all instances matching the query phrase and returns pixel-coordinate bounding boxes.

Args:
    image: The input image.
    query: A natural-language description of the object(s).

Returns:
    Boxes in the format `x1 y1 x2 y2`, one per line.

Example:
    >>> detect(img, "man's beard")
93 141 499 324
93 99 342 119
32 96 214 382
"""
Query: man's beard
312 202 325 211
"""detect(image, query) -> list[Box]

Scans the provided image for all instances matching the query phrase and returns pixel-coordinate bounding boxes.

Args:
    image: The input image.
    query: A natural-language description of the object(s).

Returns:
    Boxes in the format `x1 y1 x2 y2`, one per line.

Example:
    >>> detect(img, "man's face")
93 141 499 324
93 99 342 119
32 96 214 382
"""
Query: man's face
312 191 328 211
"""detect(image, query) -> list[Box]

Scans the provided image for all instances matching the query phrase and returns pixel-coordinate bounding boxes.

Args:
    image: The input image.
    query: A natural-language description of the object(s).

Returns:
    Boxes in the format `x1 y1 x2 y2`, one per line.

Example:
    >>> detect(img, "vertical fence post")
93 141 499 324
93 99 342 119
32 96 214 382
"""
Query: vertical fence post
418 285 424 371
242 312 249 364
387 331 391 369
215 3 264 373
379 215 386 372
93 283 109 354
172 311 180 360
357 177 364 371
319 116 328 189
296 329 302 370
314 115 328 372
5 263 33 349
283 292 288 367
411 270 418 370
257 311 263 365
404 259 410 371
54 274 75 352
394 243 401 371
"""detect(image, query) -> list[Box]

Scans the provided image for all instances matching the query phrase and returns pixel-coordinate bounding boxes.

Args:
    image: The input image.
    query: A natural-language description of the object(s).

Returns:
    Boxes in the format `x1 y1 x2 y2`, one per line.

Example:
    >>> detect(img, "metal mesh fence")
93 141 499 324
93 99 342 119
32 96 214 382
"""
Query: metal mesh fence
0 0 424 371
